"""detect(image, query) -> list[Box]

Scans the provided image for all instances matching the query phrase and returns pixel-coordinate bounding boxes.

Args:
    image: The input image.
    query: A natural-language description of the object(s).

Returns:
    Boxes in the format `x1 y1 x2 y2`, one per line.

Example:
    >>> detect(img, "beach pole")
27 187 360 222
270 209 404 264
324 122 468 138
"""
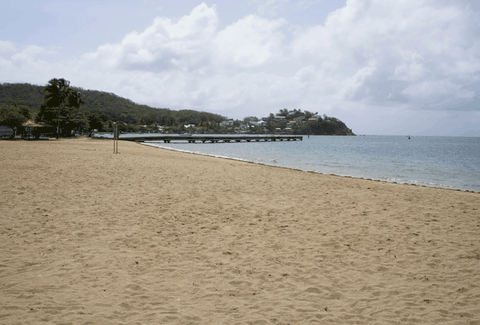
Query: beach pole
113 122 119 154
115 129 117 153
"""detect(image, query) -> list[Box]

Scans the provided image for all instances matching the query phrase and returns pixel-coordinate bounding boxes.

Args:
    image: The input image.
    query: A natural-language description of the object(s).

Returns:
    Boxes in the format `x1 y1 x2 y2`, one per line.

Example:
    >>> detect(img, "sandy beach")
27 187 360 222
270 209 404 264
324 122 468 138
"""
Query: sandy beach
1 138 479 324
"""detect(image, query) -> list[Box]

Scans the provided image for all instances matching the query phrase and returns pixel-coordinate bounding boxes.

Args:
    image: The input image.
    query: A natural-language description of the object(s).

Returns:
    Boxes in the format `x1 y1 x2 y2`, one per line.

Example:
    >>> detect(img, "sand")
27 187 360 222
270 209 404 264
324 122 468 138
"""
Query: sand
0 138 479 324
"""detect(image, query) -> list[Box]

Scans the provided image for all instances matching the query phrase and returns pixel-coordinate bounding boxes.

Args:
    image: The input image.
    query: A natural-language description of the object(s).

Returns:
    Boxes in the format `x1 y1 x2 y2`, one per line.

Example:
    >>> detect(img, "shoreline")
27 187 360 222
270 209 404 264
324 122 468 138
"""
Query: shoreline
142 141 479 193
1 138 479 324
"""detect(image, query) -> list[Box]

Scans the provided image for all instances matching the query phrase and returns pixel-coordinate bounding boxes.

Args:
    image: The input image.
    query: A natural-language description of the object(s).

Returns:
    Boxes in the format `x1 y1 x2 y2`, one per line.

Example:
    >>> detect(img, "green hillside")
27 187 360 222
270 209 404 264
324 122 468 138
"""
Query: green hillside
0 82 354 135
0 82 226 128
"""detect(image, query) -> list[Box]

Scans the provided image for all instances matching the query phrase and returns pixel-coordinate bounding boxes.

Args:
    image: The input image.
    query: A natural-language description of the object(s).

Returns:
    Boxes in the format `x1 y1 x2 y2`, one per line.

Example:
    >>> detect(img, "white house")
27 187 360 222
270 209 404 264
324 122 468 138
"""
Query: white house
220 120 234 127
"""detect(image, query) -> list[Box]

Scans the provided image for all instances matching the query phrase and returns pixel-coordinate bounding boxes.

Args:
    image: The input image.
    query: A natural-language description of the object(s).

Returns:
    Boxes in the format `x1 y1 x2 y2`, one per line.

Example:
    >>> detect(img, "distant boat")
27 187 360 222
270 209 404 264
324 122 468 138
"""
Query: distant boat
408 135 411 140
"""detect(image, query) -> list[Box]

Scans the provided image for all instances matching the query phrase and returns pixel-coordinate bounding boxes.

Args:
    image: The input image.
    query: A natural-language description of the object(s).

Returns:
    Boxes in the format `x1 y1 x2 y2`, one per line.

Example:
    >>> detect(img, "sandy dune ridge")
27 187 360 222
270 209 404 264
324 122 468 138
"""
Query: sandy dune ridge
1 138 479 324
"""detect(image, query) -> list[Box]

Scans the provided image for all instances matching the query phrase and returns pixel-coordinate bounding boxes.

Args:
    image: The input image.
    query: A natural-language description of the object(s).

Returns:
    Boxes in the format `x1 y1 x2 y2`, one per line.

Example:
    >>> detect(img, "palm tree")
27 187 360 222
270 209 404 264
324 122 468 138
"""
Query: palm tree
38 78 83 138
279 108 289 117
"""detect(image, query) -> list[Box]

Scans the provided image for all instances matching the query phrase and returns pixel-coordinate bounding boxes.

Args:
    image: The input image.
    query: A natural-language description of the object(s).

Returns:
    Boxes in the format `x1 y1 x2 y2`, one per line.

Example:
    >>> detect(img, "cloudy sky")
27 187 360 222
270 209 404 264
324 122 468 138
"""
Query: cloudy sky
1 0 480 135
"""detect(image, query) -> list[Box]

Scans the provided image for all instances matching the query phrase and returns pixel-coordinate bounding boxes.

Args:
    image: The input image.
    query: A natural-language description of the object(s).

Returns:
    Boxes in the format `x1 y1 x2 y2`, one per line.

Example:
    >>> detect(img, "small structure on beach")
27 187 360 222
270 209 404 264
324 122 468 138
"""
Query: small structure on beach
22 120 55 139
0 126 13 138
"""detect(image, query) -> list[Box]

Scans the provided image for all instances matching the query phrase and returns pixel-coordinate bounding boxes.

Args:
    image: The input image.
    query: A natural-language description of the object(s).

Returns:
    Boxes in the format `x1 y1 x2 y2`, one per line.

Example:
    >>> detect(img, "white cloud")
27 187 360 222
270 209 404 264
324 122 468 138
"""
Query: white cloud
291 0 480 110
0 43 55 63
1 0 480 135
213 15 286 68
81 3 218 72
0 40 16 54
393 59 426 82
0 43 61 85
255 0 289 17
11 45 54 63
79 0 480 134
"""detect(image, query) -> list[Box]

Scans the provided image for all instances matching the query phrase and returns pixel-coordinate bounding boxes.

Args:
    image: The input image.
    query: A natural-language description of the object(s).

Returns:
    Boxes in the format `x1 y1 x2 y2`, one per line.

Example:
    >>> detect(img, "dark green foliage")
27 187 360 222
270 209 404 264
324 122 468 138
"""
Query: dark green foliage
278 108 289 116
315 119 352 135
294 116 354 135
37 78 84 137
277 109 354 135
85 111 104 132
0 83 226 131
76 89 226 128
0 83 44 109
0 82 354 135
0 103 30 138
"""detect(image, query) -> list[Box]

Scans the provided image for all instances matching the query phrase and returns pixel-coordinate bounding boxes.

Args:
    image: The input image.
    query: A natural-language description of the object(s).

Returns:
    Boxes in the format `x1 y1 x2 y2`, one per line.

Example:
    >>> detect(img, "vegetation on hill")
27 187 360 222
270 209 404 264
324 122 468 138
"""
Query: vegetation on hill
0 80 354 136
37 78 84 138
260 111 354 135
0 81 226 134
0 102 31 138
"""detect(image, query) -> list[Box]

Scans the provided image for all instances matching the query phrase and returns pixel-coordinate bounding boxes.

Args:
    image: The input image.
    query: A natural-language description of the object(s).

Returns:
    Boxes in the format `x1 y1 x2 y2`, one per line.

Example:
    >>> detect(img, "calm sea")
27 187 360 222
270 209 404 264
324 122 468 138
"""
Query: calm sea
140 135 480 192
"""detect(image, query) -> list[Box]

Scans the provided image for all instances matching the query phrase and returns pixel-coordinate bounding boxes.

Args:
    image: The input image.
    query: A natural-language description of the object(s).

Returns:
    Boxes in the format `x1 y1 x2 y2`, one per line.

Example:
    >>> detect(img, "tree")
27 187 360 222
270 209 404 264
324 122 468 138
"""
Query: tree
85 111 104 133
37 78 84 138
279 108 289 117
0 103 30 139
304 110 314 119
265 113 275 133
74 113 90 135
286 109 302 119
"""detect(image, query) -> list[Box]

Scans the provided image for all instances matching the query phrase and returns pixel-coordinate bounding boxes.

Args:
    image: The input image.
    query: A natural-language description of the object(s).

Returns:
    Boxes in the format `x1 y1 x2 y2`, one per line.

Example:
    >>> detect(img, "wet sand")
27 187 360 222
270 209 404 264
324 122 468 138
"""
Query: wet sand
1 138 479 324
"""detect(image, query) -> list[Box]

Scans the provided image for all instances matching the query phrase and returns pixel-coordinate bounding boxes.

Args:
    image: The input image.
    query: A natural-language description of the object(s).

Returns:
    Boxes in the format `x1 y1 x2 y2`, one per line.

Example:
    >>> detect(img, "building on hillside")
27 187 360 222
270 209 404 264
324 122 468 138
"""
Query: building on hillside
220 120 233 127
250 120 265 127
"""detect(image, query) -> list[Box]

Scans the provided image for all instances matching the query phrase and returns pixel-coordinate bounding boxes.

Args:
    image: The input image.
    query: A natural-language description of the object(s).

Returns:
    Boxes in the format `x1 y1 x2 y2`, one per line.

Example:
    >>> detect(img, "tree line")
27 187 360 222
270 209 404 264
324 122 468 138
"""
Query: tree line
0 79 354 137
0 80 227 136
264 112 354 135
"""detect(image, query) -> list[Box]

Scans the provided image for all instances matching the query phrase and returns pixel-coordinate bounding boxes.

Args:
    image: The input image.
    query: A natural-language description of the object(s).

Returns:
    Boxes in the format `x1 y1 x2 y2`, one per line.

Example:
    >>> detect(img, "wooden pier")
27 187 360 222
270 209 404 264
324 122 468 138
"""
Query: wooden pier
114 134 303 143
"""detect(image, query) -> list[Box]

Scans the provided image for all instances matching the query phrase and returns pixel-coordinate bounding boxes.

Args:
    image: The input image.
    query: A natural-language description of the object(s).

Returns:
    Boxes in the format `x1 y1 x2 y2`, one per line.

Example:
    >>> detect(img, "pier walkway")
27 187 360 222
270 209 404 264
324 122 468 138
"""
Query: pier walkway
115 134 303 143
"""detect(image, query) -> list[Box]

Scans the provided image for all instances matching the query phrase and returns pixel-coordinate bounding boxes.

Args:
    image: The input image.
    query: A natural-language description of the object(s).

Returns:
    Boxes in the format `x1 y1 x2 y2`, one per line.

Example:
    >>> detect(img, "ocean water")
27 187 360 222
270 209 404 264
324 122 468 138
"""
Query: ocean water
143 135 480 192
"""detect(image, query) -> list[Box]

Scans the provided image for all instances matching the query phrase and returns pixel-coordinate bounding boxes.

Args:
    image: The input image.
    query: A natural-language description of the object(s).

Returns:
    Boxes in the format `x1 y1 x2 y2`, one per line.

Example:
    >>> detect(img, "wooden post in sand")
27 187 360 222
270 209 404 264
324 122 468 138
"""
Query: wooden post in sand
113 123 116 153
113 123 119 154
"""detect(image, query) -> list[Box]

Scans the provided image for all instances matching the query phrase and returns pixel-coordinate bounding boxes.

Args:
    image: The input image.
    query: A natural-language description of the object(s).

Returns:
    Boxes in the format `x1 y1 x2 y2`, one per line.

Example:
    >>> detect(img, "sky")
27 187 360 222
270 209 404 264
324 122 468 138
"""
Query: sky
1 0 480 136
